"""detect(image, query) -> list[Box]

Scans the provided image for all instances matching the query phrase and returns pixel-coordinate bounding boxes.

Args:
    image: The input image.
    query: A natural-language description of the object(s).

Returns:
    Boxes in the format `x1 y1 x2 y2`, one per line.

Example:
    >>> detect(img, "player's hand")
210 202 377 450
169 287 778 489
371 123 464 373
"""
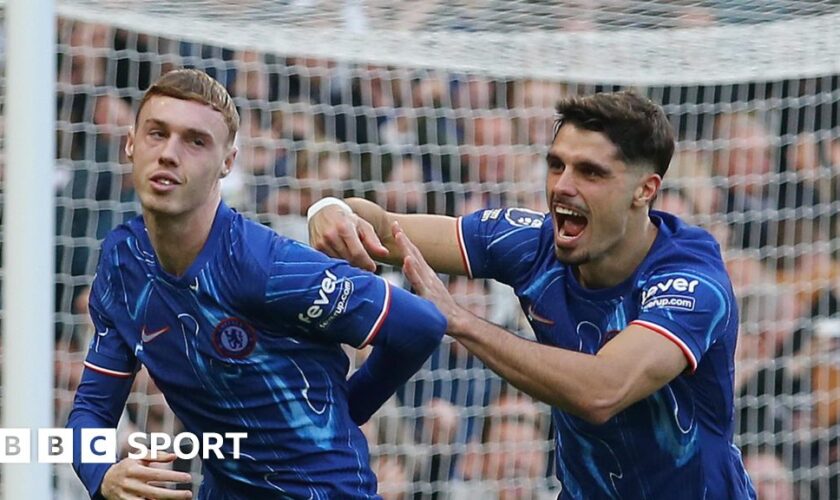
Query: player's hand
393 222 467 335
100 451 193 500
309 204 389 272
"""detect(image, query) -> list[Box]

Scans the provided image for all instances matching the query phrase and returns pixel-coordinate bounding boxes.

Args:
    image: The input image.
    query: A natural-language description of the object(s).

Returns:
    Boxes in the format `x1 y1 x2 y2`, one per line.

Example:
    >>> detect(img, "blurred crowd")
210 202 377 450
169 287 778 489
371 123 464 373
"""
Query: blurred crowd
17 17 840 500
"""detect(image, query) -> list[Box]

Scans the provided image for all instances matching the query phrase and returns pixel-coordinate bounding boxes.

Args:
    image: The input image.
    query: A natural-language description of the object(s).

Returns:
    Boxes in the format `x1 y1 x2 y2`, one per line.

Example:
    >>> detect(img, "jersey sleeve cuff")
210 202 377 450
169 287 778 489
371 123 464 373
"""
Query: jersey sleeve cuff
456 216 473 279
630 320 699 374
358 279 392 348
83 361 133 378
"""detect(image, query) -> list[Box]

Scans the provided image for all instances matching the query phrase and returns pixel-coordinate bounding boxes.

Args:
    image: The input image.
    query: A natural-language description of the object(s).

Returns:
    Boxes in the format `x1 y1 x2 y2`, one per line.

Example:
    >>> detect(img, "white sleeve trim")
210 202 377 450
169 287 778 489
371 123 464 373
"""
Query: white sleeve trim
456 216 473 279
83 361 133 378
630 320 699 373
358 279 392 348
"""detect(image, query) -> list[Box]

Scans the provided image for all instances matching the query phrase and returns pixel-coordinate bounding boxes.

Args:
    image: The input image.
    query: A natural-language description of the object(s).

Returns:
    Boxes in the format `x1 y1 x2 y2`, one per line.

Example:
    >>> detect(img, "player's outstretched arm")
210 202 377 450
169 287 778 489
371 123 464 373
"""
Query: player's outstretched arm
100 451 193 500
346 284 447 425
395 221 688 424
308 197 468 276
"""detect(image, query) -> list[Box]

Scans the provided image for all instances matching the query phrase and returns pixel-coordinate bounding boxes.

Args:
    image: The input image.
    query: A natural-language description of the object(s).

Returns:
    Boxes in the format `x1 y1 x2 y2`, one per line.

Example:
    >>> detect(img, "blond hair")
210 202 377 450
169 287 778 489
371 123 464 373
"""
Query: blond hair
137 68 239 144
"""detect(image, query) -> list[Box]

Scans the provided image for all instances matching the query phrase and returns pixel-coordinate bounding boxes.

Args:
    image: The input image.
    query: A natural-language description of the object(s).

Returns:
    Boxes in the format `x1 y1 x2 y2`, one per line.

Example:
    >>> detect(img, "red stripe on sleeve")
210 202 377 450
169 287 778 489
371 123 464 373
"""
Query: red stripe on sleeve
360 280 392 347
83 361 133 379
630 320 698 374
456 217 473 279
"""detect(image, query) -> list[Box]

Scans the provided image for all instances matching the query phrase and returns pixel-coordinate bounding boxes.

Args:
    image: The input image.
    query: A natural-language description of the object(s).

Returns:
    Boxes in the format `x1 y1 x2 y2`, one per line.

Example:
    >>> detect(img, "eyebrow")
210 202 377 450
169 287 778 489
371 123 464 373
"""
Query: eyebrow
143 119 215 142
578 160 610 175
545 152 610 175
545 152 562 164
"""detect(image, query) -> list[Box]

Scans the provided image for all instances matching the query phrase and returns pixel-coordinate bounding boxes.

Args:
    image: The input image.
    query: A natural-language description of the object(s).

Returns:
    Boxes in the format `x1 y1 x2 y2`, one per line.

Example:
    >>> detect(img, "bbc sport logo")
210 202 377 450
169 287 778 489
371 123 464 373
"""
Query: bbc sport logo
0 428 247 463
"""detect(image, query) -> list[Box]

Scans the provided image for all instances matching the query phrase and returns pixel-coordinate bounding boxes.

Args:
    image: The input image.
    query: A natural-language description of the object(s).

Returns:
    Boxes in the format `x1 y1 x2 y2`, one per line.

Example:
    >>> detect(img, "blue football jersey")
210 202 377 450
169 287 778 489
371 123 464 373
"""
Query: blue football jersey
76 202 429 499
458 208 755 499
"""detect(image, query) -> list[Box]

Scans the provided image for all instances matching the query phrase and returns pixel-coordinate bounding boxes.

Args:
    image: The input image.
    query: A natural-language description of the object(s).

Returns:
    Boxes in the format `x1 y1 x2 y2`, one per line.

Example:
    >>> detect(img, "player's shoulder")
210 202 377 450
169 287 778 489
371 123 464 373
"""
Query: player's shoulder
648 211 726 270
97 215 148 265
460 207 552 284
467 207 547 230
462 206 551 254
92 216 147 298
101 215 140 247
229 210 277 249
230 210 330 269
639 211 734 295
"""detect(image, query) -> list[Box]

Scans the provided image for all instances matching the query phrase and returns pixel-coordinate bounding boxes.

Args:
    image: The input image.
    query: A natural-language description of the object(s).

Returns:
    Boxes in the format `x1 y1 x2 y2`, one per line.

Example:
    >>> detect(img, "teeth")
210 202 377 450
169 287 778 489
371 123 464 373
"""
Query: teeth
557 227 575 239
158 178 172 185
554 207 583 217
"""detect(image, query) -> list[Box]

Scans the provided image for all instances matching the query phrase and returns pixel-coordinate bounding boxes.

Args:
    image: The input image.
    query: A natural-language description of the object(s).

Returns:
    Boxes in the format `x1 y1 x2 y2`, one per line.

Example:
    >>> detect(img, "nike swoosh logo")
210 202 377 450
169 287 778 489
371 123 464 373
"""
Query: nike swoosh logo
141 325 170 343
527 304 555 325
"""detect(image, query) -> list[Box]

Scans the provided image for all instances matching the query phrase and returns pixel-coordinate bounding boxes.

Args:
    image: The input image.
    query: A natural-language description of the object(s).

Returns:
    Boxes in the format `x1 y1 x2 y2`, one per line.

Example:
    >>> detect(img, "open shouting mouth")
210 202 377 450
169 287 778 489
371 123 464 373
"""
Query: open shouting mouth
553 205 588 246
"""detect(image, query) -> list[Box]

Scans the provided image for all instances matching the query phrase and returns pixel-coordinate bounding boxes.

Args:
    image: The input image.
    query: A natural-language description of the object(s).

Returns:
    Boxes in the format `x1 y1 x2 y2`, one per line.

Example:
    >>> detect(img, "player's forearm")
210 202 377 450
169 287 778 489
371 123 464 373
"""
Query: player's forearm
67 368 134 498
346 198 467 275
66 408 114 500
345 197 402 267
347 287 447 424
347 339 439 425
448 314 628 424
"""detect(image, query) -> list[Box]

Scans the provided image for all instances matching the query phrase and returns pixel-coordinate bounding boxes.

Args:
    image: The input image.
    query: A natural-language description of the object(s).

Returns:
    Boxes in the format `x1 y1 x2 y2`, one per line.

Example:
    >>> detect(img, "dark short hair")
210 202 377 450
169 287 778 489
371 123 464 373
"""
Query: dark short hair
554 90 675 177
137 68 240 144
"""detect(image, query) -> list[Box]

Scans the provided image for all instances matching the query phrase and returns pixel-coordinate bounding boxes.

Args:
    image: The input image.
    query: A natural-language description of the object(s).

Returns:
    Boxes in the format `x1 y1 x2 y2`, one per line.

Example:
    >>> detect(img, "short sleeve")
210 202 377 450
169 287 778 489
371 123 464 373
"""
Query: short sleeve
83 260 138 378
458 207 545 286
631 269 735 373
261 239 392 348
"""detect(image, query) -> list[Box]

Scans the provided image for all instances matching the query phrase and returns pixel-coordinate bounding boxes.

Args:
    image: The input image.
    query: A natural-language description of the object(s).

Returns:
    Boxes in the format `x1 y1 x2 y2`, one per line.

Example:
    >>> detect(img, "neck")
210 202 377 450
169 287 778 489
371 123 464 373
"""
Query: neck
576 212 658 289
144 198 220 277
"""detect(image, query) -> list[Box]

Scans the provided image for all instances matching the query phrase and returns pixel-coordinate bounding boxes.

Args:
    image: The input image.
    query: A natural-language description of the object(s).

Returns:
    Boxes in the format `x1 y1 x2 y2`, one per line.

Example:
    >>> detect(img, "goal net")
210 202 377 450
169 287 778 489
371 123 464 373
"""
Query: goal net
9 0 837 498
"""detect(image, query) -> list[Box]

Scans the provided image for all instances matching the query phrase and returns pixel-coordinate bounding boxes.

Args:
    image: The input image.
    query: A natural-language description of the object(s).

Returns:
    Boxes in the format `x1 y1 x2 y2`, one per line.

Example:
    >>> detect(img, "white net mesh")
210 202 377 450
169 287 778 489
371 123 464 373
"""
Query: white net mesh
0 0 832 498
56 0 840 84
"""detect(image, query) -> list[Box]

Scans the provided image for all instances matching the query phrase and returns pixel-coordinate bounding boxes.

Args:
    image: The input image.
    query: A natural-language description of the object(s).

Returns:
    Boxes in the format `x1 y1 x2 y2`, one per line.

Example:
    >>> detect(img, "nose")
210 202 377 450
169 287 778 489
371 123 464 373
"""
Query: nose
158 136 180 168
549 168 577 198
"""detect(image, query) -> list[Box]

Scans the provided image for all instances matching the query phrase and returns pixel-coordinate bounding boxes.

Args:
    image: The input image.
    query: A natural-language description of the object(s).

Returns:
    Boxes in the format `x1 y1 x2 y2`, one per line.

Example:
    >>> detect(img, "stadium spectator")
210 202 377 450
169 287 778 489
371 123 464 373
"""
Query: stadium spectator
742 452 796 500
410 71 460 214
450 392 553 500
374 454 412 500
358 396 422 499
392 276 510 499
62 21 111 87
664 149 722 218
309 90 756 498
468 113 515 184
285 56 334 104
653 186 694 220
231 49 271 103
377 154 426 213
712 111 777 249
67 68 447 499
271 147 351 243
224 108 285 215
513 80 565 148
735 287 809 451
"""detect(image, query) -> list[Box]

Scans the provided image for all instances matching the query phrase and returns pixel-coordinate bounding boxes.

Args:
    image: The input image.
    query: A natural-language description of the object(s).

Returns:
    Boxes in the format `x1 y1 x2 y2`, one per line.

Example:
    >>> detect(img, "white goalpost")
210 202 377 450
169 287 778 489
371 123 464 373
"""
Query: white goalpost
1 0 839 498
1 0 55 499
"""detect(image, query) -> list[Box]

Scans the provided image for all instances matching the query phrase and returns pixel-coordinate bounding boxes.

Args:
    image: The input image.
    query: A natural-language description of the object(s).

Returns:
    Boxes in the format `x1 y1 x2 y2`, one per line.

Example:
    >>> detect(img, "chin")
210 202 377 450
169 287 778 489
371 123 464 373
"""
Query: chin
553 246 590 266
141 198 181 217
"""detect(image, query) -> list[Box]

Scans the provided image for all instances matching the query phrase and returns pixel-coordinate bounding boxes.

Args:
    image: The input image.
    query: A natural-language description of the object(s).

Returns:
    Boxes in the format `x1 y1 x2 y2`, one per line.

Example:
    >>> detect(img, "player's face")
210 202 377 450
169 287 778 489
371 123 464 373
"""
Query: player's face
545 123 644 267
127 95 235 221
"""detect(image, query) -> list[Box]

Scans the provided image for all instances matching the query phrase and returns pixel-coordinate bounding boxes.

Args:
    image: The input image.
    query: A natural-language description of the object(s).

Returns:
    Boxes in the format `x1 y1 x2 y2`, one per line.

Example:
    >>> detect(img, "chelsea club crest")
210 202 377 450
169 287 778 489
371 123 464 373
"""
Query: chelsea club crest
212 318 257 358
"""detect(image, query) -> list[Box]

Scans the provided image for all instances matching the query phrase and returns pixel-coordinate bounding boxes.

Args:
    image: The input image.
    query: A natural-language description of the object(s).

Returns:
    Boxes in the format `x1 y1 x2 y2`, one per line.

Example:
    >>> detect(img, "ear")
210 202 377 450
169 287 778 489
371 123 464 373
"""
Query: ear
125 127 135 160
221 146 238 178
633 173 661 208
